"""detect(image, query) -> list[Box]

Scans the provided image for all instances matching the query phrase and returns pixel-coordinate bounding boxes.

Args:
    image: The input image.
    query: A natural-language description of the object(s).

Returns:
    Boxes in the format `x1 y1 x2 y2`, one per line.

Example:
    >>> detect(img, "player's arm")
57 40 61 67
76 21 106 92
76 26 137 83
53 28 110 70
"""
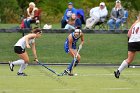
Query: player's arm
32 42 38 61
78 33 84 50
80 33 84 45
25 34 36 48
68 35 75 56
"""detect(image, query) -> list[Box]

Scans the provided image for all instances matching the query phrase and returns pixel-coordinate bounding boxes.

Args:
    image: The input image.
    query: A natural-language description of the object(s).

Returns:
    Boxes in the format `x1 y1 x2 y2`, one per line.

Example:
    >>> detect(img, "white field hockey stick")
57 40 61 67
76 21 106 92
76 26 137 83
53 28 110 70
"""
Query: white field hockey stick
71 45 82 73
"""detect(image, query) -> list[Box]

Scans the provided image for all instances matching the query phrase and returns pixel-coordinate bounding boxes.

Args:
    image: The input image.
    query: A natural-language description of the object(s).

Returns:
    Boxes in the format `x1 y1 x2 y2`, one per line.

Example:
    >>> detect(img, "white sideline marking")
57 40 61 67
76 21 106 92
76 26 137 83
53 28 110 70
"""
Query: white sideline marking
102 88 133 90
53 88 79 91
77 73 140 77
1 73 140 78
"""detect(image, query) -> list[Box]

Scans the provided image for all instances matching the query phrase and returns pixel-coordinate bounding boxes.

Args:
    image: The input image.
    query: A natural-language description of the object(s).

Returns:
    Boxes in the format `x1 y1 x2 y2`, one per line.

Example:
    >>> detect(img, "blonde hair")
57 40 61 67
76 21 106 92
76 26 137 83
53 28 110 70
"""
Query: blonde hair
29 2 35 8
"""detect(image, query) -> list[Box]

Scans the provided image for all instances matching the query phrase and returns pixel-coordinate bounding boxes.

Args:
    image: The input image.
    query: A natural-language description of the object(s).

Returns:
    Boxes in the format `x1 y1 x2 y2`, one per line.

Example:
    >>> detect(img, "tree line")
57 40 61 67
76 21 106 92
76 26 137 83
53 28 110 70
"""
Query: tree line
0 0 139 24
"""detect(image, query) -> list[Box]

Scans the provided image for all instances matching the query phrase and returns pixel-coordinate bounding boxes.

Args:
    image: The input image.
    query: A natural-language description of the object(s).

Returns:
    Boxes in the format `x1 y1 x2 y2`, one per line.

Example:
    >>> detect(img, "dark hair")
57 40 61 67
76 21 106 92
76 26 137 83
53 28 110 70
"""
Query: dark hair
32 28 42 34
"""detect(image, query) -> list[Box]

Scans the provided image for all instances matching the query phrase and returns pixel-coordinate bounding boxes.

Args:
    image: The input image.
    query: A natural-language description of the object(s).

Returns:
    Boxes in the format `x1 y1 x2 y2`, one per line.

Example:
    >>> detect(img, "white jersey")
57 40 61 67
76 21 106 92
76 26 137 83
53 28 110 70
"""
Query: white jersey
129 22 140 43
14 36 35 49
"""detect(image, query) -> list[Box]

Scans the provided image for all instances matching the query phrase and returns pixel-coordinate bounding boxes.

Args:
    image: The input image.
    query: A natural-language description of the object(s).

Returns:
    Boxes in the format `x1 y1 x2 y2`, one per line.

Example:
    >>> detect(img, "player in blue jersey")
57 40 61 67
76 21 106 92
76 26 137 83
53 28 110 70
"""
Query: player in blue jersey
63 29 84 76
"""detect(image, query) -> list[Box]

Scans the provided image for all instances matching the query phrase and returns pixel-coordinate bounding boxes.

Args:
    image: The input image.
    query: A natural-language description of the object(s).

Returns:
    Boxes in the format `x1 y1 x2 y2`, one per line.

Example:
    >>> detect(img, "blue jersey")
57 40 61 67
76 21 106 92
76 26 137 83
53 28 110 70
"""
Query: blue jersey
64 32 80 53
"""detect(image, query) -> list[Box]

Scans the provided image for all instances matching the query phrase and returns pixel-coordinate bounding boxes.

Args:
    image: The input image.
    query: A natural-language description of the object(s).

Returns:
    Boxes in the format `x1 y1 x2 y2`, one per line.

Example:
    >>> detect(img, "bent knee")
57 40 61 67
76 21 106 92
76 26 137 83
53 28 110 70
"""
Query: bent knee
24 59 29 63
77 55 81 61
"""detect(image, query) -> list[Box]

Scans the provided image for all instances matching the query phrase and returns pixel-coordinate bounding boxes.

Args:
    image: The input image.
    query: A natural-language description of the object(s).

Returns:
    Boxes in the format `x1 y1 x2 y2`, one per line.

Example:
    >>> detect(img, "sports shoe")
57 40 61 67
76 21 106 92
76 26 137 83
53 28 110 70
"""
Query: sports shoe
62 69 70 75
114 70 120 78
17 72 27 76
9 62 14 71
68 73 74 76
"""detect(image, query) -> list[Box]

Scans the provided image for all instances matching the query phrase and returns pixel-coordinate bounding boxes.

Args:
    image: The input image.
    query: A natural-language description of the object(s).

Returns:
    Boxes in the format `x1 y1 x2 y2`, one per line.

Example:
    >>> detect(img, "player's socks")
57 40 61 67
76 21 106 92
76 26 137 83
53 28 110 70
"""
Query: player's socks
12 59 25 65
118 60 128 73
18 63 28 73
74 60 79 67
67 59 75 71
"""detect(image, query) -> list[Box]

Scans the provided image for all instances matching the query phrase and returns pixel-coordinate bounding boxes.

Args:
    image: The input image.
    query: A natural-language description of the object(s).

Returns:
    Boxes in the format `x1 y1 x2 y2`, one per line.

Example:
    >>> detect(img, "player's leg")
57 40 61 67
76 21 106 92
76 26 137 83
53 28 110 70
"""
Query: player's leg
63 49 76 75
67 49 81 73
9 51 29 76
74 53 81 67
114 51 136 78
17 51 29 76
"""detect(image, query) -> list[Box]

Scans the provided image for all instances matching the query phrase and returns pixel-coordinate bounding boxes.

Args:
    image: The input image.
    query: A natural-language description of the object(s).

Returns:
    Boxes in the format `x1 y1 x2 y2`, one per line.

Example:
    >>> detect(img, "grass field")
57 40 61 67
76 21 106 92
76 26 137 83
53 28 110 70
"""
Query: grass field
0 64 140 93
1 32 140 93
1 33 140 64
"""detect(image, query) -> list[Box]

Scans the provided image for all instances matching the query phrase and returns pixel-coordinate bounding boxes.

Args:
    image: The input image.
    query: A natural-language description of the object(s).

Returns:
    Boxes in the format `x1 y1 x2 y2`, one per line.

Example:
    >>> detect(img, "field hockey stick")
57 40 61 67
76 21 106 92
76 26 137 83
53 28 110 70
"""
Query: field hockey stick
71 45 82 73
36 61 63 76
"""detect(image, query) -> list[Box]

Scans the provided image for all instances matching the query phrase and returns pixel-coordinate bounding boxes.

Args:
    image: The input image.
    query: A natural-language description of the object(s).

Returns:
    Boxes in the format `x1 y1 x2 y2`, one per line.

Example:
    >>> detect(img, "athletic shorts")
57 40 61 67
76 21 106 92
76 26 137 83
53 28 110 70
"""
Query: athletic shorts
14 46 25 54
128 42 140 51
64 42 76 53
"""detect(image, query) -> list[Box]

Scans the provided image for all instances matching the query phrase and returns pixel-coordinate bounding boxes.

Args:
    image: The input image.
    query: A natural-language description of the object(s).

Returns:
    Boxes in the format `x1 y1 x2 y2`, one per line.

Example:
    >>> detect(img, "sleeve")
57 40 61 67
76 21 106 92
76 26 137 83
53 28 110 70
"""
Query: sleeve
118 8 124 19
89 8 94 17
103 8 108 17
72 8 77 15
63 9 68 21
110 8 115 19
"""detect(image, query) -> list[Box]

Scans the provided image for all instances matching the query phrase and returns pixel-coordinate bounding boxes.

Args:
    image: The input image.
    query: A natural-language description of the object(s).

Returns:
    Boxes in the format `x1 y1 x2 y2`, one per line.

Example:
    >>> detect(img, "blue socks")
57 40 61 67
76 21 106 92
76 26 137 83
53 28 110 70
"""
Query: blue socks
67 60 79 71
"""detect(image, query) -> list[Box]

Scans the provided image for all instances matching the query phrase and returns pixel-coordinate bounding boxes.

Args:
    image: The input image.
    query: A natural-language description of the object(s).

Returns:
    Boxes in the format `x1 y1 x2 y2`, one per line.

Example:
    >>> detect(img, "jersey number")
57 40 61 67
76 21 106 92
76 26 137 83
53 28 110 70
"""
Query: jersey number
132 27 139 34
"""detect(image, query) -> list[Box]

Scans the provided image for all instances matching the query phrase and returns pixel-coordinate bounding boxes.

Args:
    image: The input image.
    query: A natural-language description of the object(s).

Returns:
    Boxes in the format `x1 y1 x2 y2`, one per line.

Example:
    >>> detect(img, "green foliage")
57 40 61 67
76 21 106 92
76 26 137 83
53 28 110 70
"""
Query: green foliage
0 0 21 23
0 0 140 23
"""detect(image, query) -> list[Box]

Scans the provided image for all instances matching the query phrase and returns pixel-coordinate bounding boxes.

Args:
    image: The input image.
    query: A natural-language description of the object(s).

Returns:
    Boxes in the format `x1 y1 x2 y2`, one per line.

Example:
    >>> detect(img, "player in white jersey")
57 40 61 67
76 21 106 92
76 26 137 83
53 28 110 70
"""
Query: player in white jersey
114 14 140 78
9 28 42 76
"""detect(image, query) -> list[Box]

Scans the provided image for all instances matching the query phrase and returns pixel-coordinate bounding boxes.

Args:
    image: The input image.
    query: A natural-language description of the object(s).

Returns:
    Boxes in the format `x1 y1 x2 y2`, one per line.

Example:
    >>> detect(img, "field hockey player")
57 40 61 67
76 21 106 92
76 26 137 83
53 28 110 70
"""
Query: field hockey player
9 28 42 76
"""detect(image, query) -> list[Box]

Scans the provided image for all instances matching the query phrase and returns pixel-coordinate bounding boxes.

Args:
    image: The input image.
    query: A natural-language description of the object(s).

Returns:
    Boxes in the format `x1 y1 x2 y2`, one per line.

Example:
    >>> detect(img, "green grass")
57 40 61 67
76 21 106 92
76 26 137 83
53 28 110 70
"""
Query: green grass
0 33 140 64
0 64 140 93
0 24 19 29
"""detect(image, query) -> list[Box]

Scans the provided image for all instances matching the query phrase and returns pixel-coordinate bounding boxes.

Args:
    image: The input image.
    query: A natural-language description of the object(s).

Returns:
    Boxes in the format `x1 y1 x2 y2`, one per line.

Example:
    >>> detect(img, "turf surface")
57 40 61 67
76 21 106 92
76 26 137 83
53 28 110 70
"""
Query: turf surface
0 64 140 93
1 33 140 64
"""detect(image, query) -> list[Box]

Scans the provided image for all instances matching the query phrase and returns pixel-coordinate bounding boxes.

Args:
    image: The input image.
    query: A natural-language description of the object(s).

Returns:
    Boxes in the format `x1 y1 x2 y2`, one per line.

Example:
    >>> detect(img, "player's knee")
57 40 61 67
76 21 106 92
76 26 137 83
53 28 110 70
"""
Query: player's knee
24 59 29 63
77 55 81 61
126 59 133 64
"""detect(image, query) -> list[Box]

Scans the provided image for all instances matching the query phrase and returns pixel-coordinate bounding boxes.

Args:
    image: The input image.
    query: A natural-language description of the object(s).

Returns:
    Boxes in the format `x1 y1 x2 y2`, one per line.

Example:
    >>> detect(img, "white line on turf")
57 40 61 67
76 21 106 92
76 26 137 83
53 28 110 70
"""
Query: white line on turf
1 73 140 78
52 88 79 91
101 88 133 90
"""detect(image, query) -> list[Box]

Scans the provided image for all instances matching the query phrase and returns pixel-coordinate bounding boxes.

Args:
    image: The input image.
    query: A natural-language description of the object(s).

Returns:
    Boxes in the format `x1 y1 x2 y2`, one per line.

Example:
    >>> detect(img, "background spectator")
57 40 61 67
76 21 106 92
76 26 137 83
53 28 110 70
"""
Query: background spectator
64 13 82 30
61 2 77 28
107 0 124 30
21 2 40 28
84 2 108 29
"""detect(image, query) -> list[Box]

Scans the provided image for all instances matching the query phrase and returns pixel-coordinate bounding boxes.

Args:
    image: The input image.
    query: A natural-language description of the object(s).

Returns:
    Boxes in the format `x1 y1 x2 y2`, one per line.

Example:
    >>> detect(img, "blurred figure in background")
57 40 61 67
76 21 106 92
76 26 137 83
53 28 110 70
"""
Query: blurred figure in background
61 2 77 28
84 2 108 29
64 13 82 30
107 0 124 30
21 2 40 28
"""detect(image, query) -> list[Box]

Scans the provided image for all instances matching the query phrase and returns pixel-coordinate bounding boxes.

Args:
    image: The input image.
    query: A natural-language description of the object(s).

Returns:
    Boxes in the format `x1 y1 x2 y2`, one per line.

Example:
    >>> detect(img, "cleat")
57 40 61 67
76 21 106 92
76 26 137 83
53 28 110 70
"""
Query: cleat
17 72 27 76
9 62 14 71
114 70 120 78
68 73 74 76
62 69 70 75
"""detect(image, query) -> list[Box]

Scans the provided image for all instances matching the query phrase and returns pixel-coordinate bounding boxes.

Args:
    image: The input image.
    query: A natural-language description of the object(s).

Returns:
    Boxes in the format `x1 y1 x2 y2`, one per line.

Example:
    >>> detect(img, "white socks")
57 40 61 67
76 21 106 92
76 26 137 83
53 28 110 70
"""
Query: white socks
12 59 24 65
118 60 128 73
18 63 28 73
12 59 28 73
